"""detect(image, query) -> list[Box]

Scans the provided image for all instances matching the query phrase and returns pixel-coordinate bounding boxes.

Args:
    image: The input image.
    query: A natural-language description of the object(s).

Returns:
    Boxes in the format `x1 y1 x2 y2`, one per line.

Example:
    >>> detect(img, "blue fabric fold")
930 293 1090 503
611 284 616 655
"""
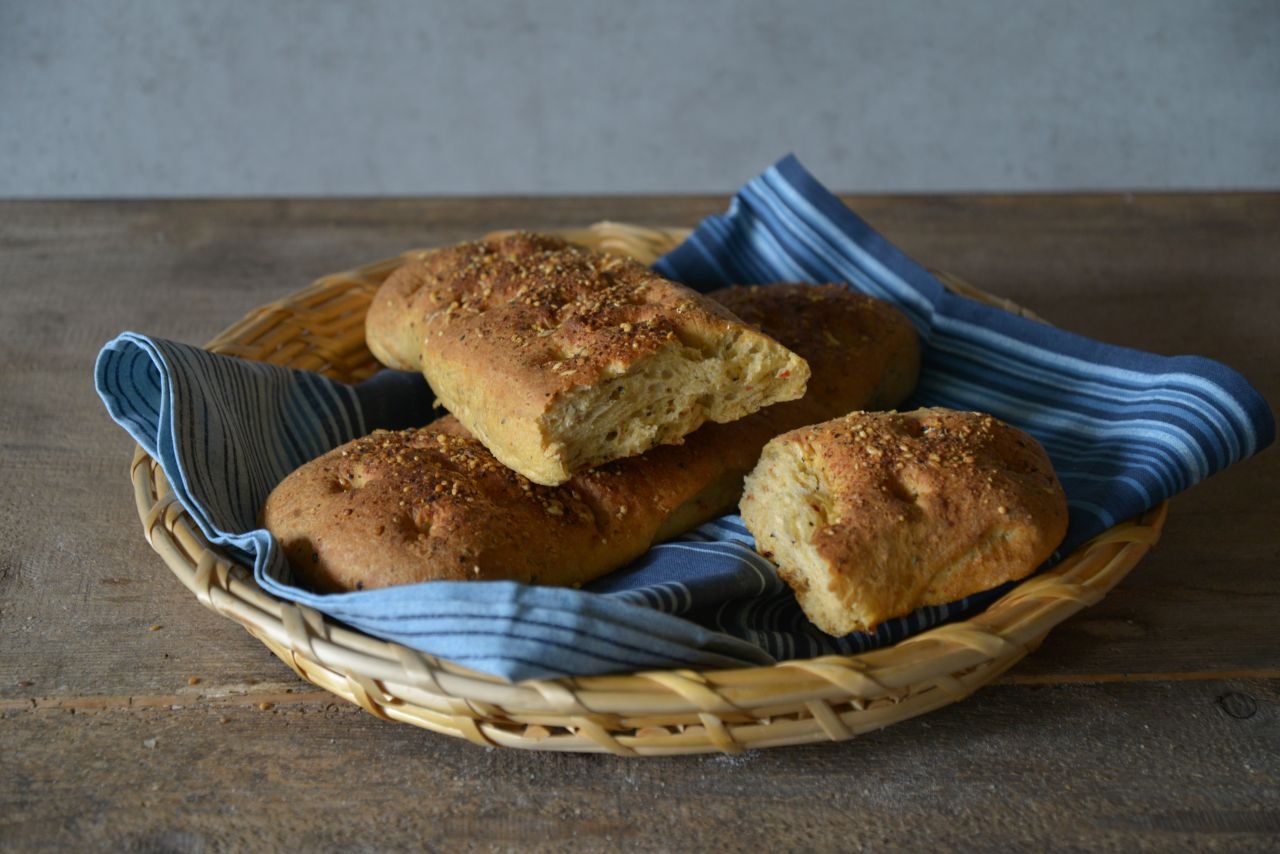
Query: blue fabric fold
96 155 1274 682
656 155 1274 552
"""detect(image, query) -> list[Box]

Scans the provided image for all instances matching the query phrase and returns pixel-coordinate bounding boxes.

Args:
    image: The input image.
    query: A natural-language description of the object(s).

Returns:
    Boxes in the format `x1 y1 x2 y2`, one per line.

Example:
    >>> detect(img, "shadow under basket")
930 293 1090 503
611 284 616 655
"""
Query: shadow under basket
129 222 1166 756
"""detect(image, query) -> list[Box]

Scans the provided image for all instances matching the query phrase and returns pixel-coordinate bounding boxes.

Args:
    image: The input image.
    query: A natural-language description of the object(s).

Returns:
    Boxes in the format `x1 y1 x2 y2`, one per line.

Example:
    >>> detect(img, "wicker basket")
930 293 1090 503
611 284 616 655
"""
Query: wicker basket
130 222 1166 755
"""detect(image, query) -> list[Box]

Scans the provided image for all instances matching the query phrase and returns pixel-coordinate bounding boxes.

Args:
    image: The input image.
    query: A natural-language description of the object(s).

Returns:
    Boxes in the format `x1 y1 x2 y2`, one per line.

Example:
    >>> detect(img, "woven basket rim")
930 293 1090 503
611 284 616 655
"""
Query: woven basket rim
127 221 1167 755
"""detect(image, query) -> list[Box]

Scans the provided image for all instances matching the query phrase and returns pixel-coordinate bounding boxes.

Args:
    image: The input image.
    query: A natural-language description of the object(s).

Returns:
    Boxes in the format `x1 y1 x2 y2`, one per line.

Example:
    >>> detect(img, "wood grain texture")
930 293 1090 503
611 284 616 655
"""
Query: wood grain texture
1 194 1277 849
3 680 1277 850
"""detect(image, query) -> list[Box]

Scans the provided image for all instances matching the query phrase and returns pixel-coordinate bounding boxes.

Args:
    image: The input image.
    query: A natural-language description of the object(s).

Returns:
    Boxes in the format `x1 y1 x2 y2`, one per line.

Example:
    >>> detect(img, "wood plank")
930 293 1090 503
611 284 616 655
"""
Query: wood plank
0 195 1277 848
3 678 1277 849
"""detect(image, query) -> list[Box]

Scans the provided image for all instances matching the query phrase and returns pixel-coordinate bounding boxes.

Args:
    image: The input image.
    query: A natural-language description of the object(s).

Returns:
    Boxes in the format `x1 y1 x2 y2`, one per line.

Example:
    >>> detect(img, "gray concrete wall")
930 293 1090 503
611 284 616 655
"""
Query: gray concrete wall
2 0 1277 196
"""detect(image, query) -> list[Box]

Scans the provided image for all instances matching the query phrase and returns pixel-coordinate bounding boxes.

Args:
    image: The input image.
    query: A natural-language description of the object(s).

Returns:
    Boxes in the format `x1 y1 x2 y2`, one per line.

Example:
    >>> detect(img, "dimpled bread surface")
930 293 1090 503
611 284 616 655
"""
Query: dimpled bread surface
365 232 810 485
264 284 921 592
740 408 1069 636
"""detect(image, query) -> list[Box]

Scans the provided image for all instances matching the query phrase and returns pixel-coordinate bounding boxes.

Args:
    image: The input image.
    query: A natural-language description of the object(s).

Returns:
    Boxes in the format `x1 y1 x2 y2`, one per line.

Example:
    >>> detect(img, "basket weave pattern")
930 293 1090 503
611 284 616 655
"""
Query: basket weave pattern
130 222 1166 755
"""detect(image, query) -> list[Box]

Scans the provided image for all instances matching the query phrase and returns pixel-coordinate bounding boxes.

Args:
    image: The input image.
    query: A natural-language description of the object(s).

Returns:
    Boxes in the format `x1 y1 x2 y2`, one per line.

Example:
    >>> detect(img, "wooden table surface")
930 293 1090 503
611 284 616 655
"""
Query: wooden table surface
2 194 1278 851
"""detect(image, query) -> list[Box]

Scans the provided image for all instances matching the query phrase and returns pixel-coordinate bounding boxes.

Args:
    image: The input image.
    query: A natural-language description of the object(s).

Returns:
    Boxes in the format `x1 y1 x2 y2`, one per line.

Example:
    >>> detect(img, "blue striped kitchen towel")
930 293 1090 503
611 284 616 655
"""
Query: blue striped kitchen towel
96 154 1274 682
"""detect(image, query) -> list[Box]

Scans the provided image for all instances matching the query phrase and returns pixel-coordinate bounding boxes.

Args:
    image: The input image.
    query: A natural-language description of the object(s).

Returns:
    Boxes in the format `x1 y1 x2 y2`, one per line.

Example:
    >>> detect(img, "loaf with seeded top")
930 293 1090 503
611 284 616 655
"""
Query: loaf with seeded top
365 232 810 485
739 408 1069 636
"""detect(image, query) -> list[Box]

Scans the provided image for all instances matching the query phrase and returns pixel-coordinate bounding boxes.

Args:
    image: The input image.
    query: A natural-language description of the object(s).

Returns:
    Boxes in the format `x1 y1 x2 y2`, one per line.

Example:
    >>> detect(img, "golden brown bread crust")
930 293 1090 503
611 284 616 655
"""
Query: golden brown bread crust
263 426 691 589
711 283 920 426
265 284 921 593
740 408 1069 636
366 232 809 485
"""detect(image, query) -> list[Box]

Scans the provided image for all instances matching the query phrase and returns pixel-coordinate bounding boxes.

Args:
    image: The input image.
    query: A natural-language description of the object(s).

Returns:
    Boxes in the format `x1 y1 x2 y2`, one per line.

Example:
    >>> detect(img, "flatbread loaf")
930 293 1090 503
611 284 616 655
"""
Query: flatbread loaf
366 232 809 485
264 284 920 592
739 408 1069 636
